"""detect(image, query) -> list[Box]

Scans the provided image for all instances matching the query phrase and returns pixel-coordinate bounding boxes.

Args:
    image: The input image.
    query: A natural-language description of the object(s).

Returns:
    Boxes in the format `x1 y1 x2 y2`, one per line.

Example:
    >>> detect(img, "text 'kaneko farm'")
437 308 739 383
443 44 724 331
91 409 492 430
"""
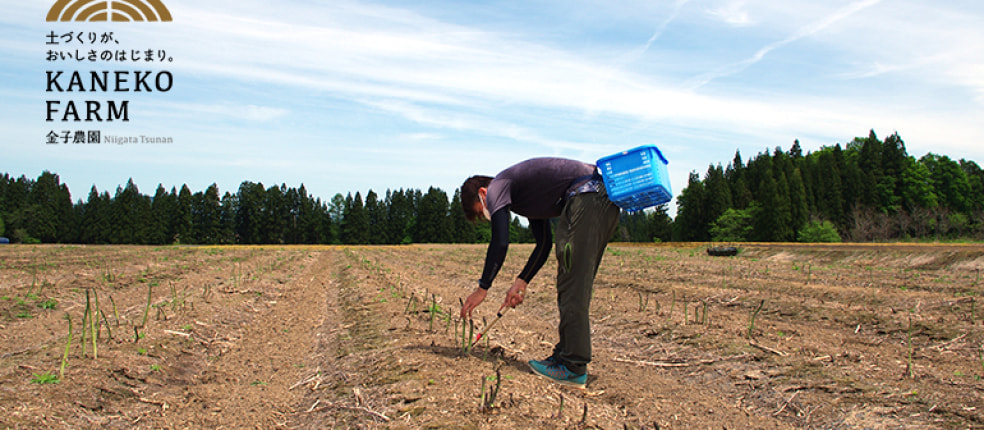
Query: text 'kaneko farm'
45 70 173 122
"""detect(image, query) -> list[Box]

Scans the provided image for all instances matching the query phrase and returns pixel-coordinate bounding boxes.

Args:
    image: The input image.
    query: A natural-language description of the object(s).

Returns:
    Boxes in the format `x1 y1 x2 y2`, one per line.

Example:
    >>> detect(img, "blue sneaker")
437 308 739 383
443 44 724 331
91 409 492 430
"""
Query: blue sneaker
528 359 587 389
531 355 558 367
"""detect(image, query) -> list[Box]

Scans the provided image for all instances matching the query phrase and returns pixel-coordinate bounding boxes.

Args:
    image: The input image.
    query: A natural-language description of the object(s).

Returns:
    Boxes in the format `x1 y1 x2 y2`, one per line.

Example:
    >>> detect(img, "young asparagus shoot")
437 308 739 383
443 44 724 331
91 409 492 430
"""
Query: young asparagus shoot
109 294 120 327
60 313 73 379
100 310 113 340
748 299 765 340
429 294 439 331
404 292 416 314
479 368 503 412
141 283 152 327
81 290 90 357
906 312 916 379
89 290 98 359
92 289 101 342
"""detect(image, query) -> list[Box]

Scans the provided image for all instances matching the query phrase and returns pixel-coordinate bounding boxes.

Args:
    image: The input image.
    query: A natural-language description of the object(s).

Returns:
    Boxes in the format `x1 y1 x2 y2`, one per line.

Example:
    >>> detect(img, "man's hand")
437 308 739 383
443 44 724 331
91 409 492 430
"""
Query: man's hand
461 287 487 319
503 278 527 309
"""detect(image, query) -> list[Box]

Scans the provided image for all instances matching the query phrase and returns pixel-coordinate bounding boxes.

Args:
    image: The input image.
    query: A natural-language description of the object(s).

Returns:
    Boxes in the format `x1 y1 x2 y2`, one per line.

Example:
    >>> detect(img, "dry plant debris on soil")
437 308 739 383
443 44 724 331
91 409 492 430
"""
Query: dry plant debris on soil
1 242 983 429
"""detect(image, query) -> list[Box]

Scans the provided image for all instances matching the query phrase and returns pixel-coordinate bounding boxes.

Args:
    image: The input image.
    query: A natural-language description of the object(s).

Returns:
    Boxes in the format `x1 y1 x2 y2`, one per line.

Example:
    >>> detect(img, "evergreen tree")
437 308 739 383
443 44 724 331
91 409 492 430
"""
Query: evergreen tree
726 150 753 209
773 148 798 238
149 185 175 244
836 145 860 228
294 185 322 244
880 132 908 212
407 189 423 243
0 173 8 215
2 176 31 240
3 177 41 243
342 192 369 244
78 186 111 243
323 193 344 243
703 164 732 232
27 171 75 243
789 168 809 237
773 146 795 191
236 181 266 244
799 153 818 215
789 139 802 159
386 189 415 244
174 185 194 244
315 198 334 244
263 184 290 244
415 187 451 243
219 192 237 244
0 175 7 238
751 174 781 241
856 130 883 208
111 179 151 244
744 149 772 200
449 189 477 243
773 170 793 241
673 172 707 241
814 147 846 230
284 186 301 244
193 184 222 244
647 205 673 242
365 190 387 244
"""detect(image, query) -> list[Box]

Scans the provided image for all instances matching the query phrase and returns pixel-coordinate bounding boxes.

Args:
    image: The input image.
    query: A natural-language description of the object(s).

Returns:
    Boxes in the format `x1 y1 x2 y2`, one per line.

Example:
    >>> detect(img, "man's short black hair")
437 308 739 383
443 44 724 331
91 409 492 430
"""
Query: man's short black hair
460 175 493 223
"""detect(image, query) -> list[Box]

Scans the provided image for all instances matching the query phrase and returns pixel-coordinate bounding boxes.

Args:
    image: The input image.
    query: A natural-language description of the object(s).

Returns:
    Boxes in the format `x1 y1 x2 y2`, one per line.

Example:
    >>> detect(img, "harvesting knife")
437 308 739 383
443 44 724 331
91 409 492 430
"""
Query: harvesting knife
475 305 509 342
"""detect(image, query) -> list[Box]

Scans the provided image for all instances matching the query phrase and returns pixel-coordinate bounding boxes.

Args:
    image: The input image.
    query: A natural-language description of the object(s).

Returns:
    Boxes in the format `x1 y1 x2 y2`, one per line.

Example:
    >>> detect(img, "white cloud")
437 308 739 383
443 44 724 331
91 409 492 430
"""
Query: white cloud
156 102 289 122
689 0 884 88
242 105 289 122
630 0 693 59
3 0 983 203
706 1 753 26
155 0 981 167
362 99 594 154
951 63 984 105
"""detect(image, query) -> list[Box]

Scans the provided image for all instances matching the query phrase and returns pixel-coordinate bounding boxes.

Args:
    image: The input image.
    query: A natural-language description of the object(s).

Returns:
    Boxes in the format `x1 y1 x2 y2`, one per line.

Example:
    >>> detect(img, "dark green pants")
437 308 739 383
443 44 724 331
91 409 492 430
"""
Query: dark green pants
552 185 620 375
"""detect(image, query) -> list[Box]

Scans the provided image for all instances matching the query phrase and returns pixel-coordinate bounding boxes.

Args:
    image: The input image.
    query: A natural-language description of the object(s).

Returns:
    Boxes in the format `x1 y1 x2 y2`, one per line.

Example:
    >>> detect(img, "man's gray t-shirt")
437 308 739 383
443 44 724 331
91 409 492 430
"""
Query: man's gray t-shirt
486 158 597 220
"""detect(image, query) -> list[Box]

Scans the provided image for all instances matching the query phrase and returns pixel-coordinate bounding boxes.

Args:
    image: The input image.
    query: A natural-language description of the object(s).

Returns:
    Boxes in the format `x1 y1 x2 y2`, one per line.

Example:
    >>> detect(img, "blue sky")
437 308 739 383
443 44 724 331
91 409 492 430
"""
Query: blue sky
2 0 983 215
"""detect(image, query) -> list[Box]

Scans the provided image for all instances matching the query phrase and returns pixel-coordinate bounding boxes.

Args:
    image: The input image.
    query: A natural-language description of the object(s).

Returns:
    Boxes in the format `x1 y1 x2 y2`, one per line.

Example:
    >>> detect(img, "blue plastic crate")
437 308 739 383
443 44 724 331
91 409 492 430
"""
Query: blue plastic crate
597 145 672 212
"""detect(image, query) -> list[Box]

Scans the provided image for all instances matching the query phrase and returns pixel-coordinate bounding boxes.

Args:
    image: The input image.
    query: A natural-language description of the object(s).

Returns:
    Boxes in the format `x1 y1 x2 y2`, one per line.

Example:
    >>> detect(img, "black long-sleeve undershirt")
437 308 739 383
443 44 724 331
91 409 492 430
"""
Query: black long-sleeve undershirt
478 207 552 290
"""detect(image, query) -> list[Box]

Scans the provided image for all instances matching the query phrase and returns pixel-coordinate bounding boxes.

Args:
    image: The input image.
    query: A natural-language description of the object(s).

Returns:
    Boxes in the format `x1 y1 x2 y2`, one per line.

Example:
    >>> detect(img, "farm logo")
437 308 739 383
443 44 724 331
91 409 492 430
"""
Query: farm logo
44 1 176 145
47 0 172 22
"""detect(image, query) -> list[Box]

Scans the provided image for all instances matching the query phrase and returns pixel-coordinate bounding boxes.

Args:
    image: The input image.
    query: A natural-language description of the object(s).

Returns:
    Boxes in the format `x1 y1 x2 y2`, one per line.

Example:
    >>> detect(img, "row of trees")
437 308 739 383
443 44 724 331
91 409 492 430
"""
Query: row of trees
3 130 979 245
673 131 984 242
0 173 536 245
0 168 676 246
0 171 673 245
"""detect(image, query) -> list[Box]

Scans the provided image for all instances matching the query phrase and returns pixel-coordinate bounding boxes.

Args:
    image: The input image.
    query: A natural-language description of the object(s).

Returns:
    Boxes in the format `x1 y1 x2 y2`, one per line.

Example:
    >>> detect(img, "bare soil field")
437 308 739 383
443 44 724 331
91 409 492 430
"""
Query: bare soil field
1 242 983 429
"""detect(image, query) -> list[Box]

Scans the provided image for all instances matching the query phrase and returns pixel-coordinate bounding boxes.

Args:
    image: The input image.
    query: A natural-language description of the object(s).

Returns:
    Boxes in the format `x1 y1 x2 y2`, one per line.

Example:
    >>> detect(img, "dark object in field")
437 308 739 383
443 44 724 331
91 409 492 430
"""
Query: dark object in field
706 246 738 257
0 237 9 244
